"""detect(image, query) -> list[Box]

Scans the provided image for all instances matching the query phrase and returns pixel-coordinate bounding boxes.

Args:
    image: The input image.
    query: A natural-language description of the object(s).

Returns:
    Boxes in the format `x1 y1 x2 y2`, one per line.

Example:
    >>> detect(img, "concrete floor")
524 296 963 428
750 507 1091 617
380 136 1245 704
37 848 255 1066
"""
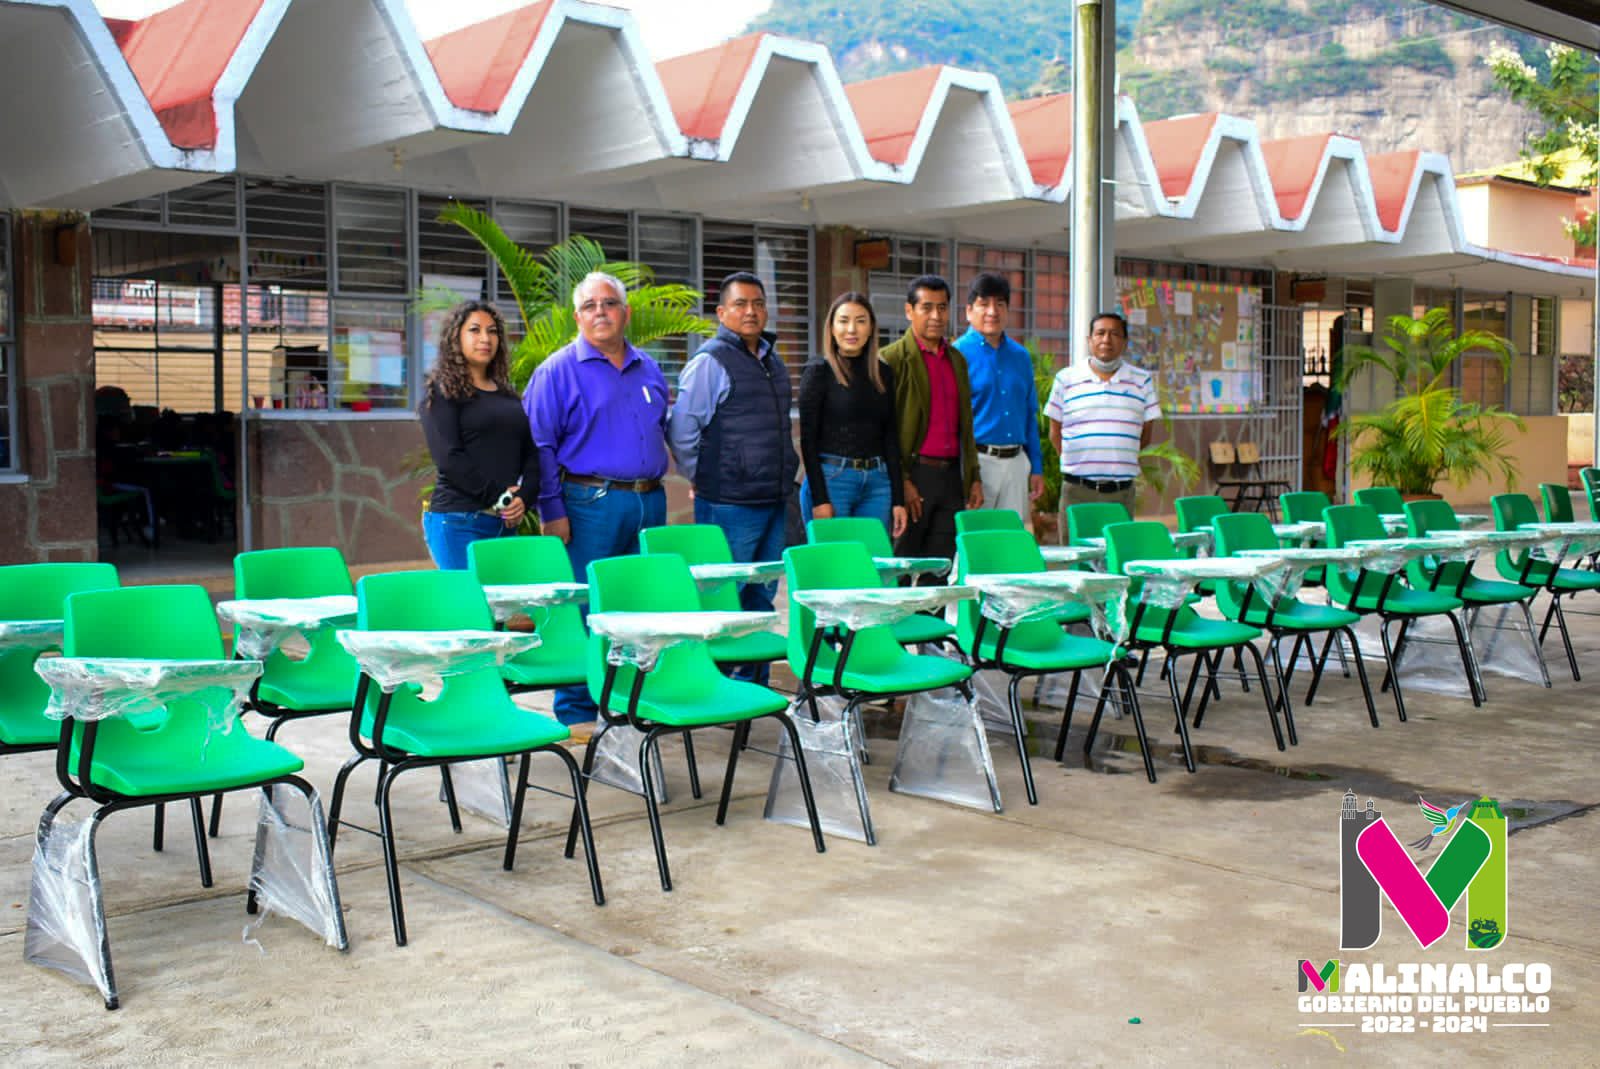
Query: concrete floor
2 584 1598 1066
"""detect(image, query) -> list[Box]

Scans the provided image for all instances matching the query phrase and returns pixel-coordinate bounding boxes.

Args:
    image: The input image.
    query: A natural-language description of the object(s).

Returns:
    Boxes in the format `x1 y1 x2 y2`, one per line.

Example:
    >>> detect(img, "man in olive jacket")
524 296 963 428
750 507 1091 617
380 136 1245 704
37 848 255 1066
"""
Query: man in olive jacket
880 274 983 568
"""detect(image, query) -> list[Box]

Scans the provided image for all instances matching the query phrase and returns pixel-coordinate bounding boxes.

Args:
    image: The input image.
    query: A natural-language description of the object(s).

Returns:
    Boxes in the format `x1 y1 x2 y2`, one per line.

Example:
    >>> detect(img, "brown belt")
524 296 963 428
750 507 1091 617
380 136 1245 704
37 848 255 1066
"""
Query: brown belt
977 443 1023 459
562 473 663 493
912 455 958 469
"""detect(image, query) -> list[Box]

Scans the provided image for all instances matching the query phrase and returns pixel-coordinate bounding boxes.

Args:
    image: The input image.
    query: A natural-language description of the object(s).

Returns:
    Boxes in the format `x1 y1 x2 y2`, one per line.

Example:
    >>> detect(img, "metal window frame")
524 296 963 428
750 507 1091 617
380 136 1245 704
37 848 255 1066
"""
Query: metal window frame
90 175 244 237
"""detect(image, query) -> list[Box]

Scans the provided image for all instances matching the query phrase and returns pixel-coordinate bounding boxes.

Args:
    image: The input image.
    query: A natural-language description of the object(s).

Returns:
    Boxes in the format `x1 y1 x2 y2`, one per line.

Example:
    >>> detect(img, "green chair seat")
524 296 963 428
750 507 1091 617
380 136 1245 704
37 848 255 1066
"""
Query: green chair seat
1340 585 1463 616
631 671 789 727
1549 567 1600 592
500 658 585 689
968 630 1118 672
1237 599 1360 632
709 628 789 666
1135 607 1262 650
361 696 571 758
892 613 956 646
834 650 973 694
1458 578 1537 606
87 710 305 796
256 667 359 711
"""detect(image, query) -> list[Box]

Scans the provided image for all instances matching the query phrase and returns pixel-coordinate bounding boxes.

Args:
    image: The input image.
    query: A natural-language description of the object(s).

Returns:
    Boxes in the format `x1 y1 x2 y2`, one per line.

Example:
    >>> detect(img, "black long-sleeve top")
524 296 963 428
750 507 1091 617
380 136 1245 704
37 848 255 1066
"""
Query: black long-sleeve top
419 383 540 513
797 357 903 509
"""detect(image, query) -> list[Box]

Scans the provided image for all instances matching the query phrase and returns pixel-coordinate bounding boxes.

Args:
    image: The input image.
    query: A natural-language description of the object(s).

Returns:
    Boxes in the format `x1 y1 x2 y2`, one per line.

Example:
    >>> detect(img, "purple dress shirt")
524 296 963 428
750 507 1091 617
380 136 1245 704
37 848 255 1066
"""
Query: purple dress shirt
523 336 671 523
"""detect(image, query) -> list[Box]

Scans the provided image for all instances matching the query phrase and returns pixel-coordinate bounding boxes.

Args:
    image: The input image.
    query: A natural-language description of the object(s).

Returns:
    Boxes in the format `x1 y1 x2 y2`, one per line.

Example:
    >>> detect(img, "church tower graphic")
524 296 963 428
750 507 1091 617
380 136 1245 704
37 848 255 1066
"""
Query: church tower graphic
1339 790 1382 949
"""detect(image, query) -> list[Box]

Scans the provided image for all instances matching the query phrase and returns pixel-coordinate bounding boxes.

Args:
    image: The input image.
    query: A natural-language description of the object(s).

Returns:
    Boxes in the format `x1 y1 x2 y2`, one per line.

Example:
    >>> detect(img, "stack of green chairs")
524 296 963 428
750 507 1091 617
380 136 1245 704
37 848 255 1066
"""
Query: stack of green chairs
1491 492 1600 681
1210 513 1380 729
47 584 344 1007
1103 521 1289 764
807 516 956 648
1322 504 1478 720
955 530 1154 787
639 524 788 674
329 570 603 944
583 553 824 890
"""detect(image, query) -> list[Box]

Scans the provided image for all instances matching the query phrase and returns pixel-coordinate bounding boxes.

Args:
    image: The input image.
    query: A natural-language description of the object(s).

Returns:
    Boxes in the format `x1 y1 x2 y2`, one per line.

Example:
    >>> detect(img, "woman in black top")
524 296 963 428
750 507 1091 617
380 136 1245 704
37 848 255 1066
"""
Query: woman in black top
798 292 906 539
418 300 538 570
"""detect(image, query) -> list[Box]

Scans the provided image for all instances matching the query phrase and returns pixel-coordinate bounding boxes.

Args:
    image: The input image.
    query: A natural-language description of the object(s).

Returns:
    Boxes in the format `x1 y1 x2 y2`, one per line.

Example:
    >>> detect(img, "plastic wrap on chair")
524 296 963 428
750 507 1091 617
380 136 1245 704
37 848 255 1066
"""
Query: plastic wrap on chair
1040 544 1106 569
1271 520 1324 546
443 758 514 825
1171 530 1212 553
24 816 110 1002
1236 546 1378 605
688 561 785 593
765 696 870 843
924 642 1015 735
1124 557 1287 611
588 610 779 671
0 619 64 652
586 721 668 802
36 658 262 733
479 583 588 625
888 687 1002 813
965 571 1130 636
792 586 975 631
244 786 348 952
336 630 540 694
1465 602 1547 684
1388 615 1480 697
871 555 952 581
217 596 358 660
1456 512 1492 530
1516 523 1600 560
1343 537 1468 576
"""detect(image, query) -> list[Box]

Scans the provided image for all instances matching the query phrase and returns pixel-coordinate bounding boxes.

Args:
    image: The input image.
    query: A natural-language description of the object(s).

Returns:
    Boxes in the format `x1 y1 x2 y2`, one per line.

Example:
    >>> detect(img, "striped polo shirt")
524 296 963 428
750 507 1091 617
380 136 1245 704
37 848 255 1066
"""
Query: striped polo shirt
1043 361 1160 481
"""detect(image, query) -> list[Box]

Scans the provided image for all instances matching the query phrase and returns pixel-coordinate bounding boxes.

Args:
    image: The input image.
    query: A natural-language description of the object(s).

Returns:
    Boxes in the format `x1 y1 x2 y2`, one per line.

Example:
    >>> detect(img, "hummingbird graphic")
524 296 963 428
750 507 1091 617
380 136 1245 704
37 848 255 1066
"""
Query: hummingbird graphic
1408 796 1469 851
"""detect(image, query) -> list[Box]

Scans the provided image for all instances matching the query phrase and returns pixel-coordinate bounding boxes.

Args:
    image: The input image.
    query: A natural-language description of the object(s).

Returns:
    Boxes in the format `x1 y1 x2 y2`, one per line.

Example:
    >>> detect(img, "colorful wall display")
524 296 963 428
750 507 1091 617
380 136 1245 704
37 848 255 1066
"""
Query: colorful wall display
1117 278 1262 414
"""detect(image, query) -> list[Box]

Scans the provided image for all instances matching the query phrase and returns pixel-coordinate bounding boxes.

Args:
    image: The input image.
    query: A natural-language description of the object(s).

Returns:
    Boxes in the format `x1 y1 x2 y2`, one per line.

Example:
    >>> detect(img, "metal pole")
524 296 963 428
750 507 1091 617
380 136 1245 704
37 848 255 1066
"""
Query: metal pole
1592 69 1599 466
1071 0 1109 366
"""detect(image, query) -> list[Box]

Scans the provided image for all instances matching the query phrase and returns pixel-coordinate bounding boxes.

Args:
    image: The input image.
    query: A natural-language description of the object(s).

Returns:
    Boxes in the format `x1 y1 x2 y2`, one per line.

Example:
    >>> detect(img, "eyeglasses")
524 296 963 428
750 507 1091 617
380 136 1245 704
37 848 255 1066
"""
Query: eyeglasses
579 298 623 316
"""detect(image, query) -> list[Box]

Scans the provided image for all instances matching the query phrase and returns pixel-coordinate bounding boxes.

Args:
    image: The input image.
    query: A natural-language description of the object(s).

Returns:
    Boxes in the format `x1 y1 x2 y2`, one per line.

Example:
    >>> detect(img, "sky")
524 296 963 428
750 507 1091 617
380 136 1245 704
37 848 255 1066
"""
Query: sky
93 0 772 59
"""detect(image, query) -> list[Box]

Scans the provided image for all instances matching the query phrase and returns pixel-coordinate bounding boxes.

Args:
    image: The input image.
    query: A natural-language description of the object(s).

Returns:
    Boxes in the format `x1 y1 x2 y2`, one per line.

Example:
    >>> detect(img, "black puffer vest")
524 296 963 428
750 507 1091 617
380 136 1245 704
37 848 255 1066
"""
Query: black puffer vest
694 326 798 505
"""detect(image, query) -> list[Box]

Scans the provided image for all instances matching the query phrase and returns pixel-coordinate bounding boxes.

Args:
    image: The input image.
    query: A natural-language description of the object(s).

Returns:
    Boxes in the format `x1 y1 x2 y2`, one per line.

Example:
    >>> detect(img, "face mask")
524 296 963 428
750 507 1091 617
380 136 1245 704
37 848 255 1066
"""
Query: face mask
1088 355 1123 375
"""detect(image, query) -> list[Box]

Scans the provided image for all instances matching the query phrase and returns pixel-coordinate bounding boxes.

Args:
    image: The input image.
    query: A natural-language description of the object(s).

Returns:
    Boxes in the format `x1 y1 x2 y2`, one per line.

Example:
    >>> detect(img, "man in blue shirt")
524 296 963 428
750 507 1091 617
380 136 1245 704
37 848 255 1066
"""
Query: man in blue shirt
953 272 1043 523
525 271 670 723
668 272 797 683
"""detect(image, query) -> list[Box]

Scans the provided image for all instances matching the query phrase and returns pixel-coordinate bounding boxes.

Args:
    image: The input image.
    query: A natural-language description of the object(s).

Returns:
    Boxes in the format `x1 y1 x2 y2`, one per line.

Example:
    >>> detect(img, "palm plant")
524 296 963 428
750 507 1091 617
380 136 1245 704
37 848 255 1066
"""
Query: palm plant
1336 307 1522 495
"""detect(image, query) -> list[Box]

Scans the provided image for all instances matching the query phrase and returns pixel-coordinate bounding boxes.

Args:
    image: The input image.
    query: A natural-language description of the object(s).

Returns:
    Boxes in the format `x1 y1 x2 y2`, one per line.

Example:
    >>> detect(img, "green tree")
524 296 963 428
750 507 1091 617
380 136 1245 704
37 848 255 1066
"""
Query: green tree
1487 42 1598 246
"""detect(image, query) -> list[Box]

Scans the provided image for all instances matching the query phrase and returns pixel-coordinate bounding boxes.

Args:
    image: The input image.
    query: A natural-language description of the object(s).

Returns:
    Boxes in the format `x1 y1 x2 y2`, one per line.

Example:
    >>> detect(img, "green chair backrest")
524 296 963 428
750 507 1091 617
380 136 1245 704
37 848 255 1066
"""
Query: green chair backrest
1581 467 1600 500
234 547 358 703
468 535 576 585
1323 504 1390 606
0 564 120 745
784 541 910 682
1174 495 1229 533
1102 521 1181 629
954 509 1025 535
1279 490 1331 525
1065 502 1132 546
807 516 894 557
61 585 229 779
1208 512 1279 620
1353 486 1405 517
1491 493 1552 585
638 524 739 611
1402 499 1464 590
585 553 722 711
1539 483 1575 524
952 530 1054 654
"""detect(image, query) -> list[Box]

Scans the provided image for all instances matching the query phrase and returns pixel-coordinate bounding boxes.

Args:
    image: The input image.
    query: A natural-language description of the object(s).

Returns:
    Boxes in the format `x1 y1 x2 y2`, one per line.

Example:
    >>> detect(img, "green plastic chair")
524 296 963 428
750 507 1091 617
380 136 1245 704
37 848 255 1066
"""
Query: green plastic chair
468 536 589 690
954 509 1025 535
1174 495 1229 536
1065 501 1132 547
1103 521 1287 761
1210 513 1379 728
1280 491 1332 526
1353 486 1405 519
638 524 788 671
1323 504 1478 719
583 553 824 889
1581 467 1600 520
807 516 956 648
49 583 345 1008
1540 483 1575 524
954 530 1154 787
1492 492 1600 681
328 570 603 944
0 563 120 754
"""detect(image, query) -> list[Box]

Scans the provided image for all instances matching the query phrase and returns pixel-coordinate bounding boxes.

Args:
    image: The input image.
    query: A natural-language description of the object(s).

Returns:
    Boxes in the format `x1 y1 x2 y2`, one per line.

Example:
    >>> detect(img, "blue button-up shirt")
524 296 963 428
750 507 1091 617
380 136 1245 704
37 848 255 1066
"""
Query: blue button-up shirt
522 336 670 522
954 326 1042 474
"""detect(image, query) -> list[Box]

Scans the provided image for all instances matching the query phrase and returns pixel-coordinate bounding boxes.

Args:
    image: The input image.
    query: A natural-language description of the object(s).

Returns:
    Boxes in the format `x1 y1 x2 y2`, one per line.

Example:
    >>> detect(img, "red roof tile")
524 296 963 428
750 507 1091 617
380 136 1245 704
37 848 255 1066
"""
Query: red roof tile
423 1 554 114
844 67 943 166
1367 150 1421 232
108 0 265 149
1140 113 1218 199
1258 134 1335 220
656 33 767 141
1008 93 1071 187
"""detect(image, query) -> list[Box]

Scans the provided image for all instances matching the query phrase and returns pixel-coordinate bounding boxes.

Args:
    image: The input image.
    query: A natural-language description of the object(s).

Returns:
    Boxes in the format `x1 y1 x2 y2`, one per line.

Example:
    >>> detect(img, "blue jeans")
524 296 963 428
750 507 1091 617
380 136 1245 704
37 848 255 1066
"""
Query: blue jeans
799 457 893 536
422 509 511 571
554 482 668 724
694 496 787 685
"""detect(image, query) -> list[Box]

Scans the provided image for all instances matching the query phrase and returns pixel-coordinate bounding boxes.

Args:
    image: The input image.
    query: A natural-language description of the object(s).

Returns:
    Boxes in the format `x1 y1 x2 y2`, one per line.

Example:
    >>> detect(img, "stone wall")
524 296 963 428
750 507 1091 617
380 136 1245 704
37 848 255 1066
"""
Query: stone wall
0 214 96 564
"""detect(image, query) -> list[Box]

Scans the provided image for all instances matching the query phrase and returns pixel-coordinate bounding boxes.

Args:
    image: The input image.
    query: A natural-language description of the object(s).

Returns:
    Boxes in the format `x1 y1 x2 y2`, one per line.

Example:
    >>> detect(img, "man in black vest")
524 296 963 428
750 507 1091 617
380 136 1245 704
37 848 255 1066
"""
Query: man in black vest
669 271 798 682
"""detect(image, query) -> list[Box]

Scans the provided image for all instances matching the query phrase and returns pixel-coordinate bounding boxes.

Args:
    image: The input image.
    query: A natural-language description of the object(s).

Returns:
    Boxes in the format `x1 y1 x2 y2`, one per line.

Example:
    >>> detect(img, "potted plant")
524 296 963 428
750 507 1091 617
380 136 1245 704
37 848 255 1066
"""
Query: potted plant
1336 307 1522 497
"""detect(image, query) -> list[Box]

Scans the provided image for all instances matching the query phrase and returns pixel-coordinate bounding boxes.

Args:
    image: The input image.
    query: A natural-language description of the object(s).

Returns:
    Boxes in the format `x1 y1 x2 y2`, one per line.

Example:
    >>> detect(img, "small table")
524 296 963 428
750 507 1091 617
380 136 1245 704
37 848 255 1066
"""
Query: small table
1040 544 1106 570
36 656 263 732
336 630 542 695
479 582 588 624
216 595 359 660
587 610 781 671
0 618 64 653
871 556 952 582
792 585 975 632
688 561 786 593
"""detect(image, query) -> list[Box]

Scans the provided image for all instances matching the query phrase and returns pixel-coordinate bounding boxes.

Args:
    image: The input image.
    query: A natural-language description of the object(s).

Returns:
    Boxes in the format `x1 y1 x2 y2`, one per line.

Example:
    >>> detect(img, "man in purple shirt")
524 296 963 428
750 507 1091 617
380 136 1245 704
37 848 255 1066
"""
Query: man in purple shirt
524 270 669 723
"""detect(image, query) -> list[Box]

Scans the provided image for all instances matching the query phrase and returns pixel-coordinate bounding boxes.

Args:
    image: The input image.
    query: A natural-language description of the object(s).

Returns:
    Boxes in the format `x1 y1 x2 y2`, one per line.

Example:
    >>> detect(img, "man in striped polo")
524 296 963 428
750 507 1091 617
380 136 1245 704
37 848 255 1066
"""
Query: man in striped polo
1043 312 1159 518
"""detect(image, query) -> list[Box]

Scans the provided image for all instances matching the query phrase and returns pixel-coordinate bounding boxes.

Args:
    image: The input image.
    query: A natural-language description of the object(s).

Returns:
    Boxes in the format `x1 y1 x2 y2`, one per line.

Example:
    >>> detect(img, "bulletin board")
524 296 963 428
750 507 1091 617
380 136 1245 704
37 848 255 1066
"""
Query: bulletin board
1117 278 1262 414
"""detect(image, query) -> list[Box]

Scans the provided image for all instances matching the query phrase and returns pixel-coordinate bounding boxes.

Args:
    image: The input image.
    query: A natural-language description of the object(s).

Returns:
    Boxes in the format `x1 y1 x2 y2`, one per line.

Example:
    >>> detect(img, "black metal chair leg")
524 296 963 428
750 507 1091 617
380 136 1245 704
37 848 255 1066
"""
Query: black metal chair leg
565 732 602 859
1230 647 1248 695
682 731 702 800
716 722 752 825
1377 618 1408 723
639 730 674 892
503 754 532 871
327 752 368 854
1266 638 1297 746
1135 647 1151 686
1550 596 1581 682
1164 651 1190 745
188 797 213 888
1304 631 1335 706
1116 665 1159 783
1242 643 1288 751
1081 670 1115 756
547 744 605 905
1007 674 1037 805
1185 654 1211 729
1443 611 1484 706
1341 627 1381 728
85 810 119 1010
376 765 408 945
1054 670 1083 762
438 765 463 832
772 712 827 855
208 793 223 838
153 803 165 852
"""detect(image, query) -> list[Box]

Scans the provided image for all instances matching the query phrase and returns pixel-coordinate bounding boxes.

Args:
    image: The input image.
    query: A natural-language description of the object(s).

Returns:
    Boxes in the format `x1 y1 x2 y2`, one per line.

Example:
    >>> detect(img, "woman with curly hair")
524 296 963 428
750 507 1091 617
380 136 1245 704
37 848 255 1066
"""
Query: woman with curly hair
417 300 539 569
